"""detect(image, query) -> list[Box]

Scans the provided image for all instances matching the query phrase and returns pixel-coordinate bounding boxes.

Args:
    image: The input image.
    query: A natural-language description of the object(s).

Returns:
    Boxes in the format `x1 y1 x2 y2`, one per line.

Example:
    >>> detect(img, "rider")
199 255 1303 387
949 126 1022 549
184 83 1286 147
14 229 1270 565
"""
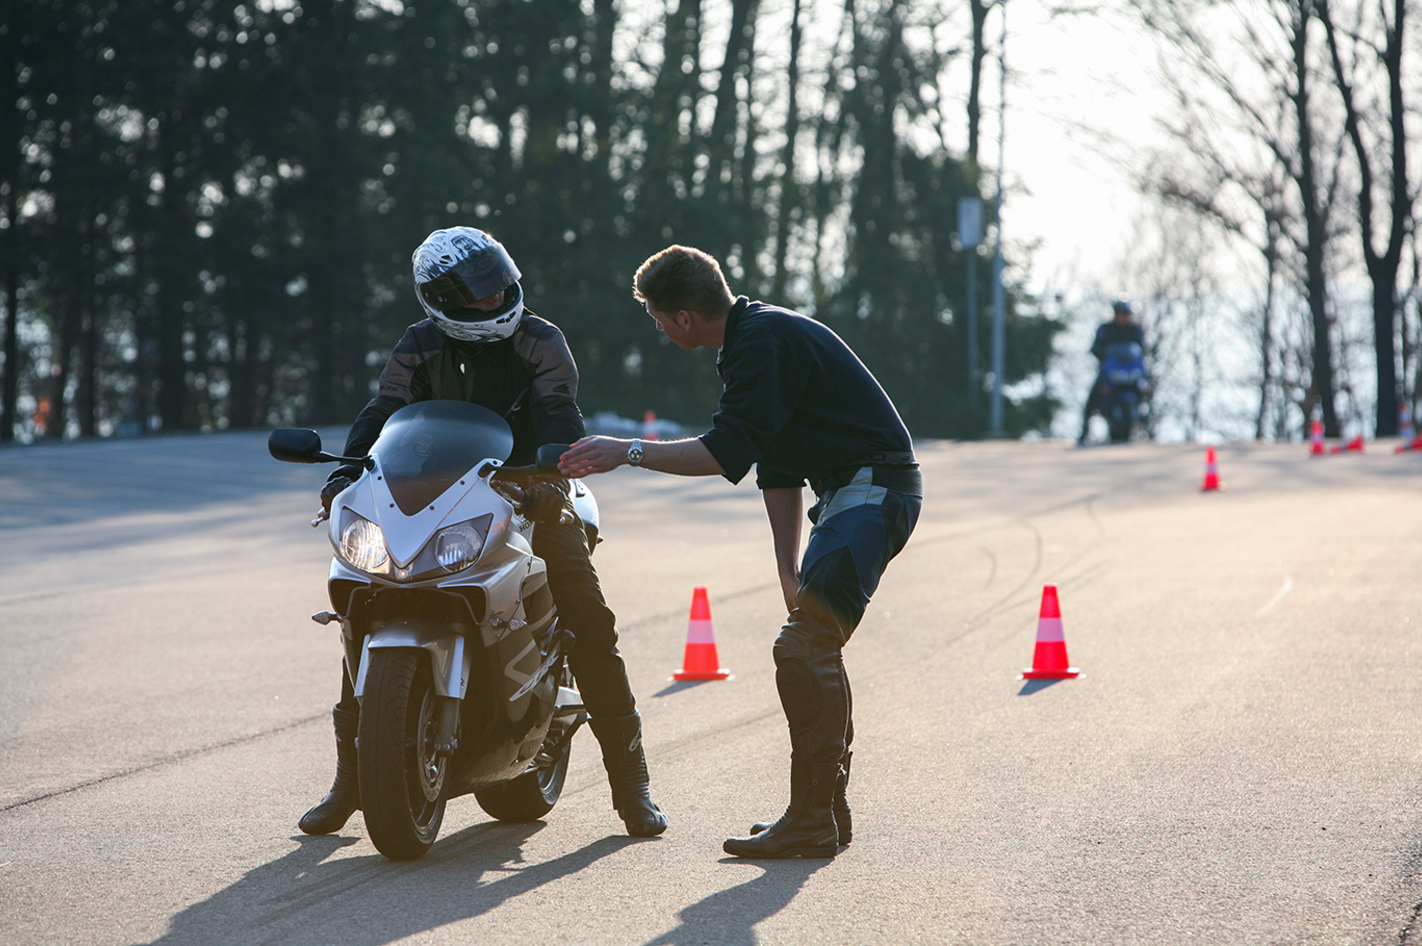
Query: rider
1078 299 1146 444
298 227 667 839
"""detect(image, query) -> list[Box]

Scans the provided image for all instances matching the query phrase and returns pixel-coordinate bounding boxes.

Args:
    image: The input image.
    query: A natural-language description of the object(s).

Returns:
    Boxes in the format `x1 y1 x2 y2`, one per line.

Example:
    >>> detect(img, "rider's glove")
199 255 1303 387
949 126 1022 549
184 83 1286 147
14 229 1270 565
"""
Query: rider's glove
320 464 363 513
521 481 571 524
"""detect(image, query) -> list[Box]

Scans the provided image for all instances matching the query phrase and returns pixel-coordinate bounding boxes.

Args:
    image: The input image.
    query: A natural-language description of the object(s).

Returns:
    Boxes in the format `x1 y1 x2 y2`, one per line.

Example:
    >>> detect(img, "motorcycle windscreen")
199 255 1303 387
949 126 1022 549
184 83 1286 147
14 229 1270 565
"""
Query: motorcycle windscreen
371 400 515 516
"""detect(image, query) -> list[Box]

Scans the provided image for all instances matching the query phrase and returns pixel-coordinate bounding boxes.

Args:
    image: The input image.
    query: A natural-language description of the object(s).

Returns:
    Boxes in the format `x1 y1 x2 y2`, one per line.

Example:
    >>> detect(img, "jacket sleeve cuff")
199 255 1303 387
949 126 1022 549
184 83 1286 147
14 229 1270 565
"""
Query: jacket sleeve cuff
698 430 754 485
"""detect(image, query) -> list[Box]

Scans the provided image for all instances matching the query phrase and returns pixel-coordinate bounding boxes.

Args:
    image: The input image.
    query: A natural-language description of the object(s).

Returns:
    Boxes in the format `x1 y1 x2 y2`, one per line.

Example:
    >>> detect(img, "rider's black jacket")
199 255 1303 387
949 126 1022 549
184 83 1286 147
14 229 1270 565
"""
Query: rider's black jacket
698 297 919 495
1090 321 1145 362
338 311 585 470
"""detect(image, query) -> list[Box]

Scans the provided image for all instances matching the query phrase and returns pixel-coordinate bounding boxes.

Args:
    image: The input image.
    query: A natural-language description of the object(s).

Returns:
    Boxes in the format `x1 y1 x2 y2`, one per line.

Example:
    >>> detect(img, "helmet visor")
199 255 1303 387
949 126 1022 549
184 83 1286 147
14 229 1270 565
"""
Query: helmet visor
418 272 481 315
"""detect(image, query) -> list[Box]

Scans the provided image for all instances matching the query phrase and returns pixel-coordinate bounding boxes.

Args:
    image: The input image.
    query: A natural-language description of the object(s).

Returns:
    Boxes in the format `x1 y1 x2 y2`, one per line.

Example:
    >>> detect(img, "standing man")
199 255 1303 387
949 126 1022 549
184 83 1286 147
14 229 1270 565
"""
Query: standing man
299 227 666 839
558 245 921 858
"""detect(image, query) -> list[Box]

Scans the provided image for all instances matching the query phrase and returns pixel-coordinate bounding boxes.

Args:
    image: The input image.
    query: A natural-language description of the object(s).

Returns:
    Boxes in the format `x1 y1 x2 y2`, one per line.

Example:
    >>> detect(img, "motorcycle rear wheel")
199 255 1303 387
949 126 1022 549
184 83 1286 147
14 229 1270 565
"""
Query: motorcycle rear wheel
358 650 448 860
474 712 576 822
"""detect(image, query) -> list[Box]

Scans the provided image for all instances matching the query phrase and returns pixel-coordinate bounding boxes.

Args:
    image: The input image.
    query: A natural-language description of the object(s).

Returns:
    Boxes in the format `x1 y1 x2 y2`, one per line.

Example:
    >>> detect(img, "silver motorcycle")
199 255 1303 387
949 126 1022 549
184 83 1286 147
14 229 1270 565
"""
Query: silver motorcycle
269 400 598 860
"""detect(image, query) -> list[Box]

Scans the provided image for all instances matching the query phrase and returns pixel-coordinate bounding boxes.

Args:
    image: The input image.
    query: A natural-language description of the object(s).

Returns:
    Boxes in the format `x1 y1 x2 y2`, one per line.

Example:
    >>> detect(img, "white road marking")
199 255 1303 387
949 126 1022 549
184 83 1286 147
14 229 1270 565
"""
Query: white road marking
1257 576 1294 616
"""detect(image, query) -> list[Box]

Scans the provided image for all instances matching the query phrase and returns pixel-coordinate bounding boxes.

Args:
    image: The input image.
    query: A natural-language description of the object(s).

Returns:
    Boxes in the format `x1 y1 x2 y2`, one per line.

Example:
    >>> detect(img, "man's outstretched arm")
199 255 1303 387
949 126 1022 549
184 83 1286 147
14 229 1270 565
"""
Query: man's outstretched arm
558 436 726 477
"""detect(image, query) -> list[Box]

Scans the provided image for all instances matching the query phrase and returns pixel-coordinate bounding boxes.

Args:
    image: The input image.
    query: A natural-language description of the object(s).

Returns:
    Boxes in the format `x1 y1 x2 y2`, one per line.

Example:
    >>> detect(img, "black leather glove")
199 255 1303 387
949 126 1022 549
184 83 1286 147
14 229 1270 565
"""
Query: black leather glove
320 464 363 513
522 481 571 524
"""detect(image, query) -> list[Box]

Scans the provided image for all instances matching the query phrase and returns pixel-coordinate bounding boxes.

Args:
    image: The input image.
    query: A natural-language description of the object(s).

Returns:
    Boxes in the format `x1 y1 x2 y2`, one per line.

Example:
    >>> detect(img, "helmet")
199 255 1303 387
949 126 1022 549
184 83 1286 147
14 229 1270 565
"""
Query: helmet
1112 299 1133 317
412 227 525 342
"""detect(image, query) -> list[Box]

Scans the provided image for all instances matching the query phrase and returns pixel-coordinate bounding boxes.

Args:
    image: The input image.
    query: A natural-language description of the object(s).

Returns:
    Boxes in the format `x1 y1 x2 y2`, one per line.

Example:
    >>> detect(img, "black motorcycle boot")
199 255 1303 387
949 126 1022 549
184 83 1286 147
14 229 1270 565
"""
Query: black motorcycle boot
588 712 668 837
749 749 852 845
724 760 839 858
298 705 360 836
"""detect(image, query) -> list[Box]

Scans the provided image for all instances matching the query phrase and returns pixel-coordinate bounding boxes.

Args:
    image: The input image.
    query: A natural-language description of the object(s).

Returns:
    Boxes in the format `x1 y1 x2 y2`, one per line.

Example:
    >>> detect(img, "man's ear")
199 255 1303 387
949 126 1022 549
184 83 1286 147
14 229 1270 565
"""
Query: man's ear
676 308 696 329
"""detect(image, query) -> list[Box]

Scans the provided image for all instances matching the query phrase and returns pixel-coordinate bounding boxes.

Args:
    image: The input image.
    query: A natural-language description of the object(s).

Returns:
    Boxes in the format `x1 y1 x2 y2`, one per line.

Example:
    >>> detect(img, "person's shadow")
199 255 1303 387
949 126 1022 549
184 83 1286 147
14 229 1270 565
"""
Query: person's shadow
146 823 640 945
639 858 828 946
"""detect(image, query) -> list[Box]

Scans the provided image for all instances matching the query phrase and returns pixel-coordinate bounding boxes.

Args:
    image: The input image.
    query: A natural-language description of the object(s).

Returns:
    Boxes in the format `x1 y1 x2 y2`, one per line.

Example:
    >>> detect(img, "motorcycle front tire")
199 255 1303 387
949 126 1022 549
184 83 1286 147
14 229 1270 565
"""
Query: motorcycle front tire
1107 404 1132 443
358 649 448 861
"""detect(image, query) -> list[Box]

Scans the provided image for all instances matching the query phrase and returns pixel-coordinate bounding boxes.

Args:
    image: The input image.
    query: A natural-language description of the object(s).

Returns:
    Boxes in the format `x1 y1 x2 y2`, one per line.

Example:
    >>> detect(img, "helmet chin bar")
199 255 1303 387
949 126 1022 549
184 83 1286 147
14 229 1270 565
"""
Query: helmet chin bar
428 282 525 342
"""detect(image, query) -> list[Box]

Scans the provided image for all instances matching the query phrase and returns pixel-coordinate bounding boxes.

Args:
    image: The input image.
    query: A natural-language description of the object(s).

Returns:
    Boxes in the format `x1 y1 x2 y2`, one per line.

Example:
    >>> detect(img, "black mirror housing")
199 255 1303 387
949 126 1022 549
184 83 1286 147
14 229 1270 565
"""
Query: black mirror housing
269 428 324 463
535 443 570 473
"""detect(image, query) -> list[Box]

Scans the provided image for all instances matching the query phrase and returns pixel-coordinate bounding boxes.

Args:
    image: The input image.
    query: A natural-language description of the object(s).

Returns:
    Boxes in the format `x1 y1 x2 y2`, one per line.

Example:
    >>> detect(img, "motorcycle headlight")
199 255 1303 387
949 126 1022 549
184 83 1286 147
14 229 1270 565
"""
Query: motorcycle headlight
340 516 390 574
435 516 490 573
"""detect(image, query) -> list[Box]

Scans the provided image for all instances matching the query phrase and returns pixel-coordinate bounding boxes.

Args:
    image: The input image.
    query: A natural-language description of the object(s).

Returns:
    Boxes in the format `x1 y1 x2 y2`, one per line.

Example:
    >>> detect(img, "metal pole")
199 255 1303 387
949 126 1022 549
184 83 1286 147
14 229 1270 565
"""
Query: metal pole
966 255 979 393
988 0 1007 437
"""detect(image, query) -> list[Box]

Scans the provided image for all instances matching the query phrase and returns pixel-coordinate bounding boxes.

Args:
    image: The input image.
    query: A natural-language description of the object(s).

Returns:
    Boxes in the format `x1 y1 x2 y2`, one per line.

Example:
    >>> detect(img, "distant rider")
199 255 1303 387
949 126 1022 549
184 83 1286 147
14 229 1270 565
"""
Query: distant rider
298 227 666 839
1078 299 1146 444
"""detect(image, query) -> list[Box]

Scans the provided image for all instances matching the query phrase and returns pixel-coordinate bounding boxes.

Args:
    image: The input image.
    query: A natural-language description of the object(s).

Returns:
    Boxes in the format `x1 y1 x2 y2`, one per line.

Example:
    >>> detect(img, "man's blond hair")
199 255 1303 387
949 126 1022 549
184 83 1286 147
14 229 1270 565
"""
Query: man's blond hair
632 245 735 318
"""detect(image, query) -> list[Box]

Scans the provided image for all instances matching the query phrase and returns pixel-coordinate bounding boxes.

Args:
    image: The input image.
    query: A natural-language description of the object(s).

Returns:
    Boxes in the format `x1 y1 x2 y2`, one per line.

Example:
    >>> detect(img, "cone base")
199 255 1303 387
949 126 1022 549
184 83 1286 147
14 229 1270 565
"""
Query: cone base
672 669 732 681
1019 667 1081 679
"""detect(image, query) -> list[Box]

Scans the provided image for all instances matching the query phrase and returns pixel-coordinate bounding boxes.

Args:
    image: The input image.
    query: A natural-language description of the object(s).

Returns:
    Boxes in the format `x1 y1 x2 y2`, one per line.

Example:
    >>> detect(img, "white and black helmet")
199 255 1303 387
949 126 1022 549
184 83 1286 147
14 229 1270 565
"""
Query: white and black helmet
412 227 525 342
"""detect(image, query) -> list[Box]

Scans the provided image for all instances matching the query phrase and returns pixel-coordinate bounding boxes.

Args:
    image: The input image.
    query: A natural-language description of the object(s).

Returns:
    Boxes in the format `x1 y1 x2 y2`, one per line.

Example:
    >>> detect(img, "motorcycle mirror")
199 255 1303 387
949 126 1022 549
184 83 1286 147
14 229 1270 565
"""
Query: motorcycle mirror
269 428 325 463
535 443 571 473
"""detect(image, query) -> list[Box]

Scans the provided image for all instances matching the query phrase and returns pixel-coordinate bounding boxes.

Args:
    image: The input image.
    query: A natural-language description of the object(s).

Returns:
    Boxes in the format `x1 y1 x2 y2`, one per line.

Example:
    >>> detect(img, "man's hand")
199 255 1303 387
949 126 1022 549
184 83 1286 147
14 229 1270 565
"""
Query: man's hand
522 481 572 524
320 475 355 514
778 566 800 615
558 436 630 477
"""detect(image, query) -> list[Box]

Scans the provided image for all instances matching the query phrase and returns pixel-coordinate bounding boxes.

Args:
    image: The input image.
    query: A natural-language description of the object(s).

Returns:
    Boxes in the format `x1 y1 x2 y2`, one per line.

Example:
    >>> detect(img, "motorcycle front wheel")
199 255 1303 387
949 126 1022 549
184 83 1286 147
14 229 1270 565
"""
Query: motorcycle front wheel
358 650 448 860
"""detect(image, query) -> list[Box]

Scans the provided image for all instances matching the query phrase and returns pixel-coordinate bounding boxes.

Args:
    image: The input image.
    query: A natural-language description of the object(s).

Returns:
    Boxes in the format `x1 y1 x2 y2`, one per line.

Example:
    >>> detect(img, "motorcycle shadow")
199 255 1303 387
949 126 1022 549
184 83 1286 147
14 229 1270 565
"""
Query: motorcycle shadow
146 821 640 946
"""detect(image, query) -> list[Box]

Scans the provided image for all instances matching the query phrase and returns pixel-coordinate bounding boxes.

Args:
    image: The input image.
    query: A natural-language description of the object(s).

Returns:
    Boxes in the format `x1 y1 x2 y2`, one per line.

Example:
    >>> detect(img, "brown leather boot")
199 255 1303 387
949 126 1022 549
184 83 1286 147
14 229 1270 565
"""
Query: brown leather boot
724 760 838 858
749 750 851 845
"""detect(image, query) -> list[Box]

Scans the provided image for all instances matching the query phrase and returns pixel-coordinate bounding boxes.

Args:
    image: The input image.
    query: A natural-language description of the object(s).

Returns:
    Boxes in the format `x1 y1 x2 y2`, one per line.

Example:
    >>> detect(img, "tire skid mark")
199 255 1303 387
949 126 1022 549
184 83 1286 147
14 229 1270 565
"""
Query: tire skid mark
0 713 326 813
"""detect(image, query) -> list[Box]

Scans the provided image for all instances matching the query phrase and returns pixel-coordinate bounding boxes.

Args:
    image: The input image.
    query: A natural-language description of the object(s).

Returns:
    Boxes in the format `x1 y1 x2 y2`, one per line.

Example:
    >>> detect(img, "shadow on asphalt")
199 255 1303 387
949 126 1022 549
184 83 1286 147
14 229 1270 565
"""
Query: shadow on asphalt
144 822 645 945
1017 678 1069 696
639 858 828 946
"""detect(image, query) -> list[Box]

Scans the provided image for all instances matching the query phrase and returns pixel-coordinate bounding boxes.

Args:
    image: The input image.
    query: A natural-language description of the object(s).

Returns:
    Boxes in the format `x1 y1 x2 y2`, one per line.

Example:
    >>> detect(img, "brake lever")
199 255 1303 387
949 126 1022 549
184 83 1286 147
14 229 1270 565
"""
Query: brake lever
311 508 330 528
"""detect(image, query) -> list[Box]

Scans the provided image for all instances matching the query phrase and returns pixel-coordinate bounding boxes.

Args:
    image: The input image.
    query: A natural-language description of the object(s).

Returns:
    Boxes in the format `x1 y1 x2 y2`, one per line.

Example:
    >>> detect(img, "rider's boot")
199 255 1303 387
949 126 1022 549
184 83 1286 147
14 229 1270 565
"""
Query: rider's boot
724 759 839 858
589 711 668 837
749 749 852 845
298 705 360 835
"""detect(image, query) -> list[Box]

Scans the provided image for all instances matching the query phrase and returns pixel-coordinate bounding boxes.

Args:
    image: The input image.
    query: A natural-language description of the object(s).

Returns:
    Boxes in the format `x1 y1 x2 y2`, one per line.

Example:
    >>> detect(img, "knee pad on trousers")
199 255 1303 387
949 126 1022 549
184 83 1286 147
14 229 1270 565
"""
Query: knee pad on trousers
773 625 844 743
775 657 823 736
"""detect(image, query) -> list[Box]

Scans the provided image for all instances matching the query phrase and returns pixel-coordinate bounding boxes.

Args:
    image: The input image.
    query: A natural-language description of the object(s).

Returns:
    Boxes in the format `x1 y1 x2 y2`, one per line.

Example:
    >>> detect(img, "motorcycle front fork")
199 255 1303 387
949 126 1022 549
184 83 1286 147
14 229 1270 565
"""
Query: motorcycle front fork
434 695 461 757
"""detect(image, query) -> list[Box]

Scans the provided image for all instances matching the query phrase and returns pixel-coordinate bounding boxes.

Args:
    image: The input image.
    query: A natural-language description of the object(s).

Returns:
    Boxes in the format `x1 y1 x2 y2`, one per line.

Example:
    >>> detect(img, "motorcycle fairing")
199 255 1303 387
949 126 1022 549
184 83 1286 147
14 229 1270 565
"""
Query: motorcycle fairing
354 624 475 699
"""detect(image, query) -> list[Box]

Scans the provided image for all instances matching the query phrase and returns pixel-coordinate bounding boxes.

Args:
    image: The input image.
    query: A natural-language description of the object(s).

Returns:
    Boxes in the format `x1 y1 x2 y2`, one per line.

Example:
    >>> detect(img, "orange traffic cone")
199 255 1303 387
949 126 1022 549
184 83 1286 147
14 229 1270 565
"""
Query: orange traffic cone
673 587 731 681
1309 419 1326 456
1021 584 1080 679
1200 445 1222 491
1330 434 1365 454
642 409 660 441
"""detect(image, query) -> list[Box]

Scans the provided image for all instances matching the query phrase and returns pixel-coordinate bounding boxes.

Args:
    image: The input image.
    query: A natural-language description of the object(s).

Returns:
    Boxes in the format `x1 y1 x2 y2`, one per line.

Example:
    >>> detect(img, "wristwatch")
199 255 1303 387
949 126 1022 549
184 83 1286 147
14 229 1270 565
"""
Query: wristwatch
626 438 644 467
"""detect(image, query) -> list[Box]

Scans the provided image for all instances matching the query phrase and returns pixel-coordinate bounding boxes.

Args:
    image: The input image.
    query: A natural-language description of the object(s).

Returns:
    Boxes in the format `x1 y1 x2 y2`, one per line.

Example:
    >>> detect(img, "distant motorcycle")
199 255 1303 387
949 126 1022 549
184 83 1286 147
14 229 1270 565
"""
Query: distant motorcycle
1097 341 1150 443
269 400 598 861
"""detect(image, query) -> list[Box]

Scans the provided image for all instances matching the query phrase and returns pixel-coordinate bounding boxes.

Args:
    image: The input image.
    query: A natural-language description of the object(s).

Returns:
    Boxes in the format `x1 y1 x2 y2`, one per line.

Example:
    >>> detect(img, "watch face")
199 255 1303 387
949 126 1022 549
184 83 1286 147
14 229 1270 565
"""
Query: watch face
628 443 644 464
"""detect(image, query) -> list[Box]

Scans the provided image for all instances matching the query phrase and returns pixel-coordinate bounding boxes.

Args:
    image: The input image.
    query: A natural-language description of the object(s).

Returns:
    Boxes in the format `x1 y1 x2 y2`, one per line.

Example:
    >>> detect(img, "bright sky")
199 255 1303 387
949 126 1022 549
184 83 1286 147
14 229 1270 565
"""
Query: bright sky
997 2 1168 296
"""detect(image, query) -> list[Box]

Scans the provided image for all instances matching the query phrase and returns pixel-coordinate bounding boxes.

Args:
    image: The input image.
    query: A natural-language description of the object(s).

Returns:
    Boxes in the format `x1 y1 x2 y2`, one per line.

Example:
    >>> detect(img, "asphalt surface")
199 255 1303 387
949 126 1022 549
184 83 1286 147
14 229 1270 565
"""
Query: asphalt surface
1 430 1420 945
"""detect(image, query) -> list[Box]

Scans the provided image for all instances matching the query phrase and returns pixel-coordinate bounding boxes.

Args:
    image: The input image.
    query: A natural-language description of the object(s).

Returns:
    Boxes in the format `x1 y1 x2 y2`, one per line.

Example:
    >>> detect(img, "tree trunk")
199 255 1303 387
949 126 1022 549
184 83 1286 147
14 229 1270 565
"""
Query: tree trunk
771 0 803 300
1292 4 1339 436
967 0 989 168
0 12 19 442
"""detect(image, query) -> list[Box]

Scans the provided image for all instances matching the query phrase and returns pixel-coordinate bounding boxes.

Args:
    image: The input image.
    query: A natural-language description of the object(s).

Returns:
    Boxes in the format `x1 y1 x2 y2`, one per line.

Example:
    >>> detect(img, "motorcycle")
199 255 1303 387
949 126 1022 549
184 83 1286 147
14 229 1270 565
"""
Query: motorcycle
1098 340 1150 443
268 400 599 861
